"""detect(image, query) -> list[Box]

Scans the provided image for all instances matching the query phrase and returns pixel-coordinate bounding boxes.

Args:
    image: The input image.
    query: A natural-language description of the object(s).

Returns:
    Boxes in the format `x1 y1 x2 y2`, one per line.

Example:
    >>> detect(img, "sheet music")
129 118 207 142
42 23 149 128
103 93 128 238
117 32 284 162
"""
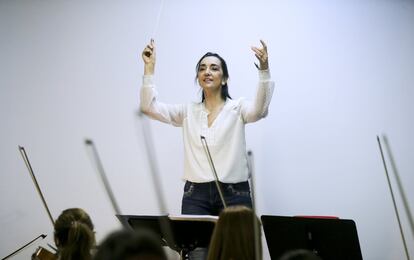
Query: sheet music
168 214 218 222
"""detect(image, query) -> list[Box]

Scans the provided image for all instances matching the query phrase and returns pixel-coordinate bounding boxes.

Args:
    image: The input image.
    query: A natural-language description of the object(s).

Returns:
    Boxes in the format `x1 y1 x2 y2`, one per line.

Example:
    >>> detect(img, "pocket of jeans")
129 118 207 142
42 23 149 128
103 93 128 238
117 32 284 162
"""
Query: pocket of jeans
226 183 250 197
183 182 195 197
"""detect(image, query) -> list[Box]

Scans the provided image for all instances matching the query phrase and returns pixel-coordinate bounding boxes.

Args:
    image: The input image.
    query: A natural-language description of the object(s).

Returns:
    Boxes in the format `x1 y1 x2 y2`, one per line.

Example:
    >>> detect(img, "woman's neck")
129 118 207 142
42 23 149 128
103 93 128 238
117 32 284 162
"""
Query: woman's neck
203 91 225 112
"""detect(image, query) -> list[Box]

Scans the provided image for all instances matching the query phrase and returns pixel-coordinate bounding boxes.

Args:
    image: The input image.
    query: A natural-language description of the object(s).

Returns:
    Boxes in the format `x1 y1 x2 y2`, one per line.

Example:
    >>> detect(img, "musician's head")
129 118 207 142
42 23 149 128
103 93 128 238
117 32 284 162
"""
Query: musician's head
93 228 167 260
54 208 95 260
195 52 231 102
207 205 262 260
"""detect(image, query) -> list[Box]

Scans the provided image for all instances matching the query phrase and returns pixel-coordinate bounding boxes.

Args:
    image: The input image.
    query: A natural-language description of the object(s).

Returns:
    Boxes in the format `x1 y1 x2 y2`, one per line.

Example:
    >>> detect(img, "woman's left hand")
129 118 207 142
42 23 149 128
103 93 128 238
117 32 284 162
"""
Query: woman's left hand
251 40 269 70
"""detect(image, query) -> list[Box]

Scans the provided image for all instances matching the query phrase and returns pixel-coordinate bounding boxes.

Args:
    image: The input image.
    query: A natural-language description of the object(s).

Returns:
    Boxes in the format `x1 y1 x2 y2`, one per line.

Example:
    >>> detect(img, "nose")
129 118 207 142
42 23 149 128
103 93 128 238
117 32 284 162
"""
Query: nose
204 68 211 76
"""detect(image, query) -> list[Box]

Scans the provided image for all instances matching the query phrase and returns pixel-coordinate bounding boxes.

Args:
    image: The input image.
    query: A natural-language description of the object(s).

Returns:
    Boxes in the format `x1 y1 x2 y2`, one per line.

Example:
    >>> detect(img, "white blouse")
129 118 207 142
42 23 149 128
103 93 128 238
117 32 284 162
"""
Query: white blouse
140 70 275 183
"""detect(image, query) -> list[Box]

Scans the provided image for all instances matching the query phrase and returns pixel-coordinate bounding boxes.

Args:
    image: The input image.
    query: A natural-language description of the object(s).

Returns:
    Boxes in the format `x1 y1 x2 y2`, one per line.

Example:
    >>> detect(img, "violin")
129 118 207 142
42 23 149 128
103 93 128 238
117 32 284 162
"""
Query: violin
32 247 57 260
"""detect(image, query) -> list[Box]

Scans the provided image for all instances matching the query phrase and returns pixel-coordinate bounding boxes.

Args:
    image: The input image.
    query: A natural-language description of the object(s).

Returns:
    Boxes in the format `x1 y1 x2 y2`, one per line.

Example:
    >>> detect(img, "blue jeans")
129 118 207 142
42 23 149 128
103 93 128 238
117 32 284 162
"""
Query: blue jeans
181 181 253 260
181 181 253 216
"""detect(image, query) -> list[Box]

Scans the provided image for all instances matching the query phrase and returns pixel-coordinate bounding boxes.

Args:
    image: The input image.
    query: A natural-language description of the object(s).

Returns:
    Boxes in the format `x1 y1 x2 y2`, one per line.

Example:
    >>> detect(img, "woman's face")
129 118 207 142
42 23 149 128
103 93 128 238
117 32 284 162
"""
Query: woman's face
197 56 224 91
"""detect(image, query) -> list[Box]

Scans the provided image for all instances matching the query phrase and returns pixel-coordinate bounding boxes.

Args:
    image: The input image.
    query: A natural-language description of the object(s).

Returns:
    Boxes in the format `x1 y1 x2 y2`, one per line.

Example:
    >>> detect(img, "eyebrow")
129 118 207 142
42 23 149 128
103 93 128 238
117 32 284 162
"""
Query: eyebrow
199 63 221 67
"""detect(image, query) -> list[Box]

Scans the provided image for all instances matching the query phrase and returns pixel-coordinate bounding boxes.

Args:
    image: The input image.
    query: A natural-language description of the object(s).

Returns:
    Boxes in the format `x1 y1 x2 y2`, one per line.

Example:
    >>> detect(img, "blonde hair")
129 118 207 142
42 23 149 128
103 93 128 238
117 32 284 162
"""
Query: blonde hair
207 206 262 260
54 208 95 260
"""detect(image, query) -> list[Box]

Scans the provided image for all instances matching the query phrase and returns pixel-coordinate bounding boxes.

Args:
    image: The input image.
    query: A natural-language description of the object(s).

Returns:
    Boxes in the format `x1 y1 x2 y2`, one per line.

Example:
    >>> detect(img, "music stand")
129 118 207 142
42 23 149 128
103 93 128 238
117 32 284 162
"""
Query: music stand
117 215 217 258
261 215 363 260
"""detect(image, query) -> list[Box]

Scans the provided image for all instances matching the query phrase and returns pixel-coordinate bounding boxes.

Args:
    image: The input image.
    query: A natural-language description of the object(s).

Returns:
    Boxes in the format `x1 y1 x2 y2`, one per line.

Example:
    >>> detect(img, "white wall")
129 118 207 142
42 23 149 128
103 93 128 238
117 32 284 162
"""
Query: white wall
1 1 413 259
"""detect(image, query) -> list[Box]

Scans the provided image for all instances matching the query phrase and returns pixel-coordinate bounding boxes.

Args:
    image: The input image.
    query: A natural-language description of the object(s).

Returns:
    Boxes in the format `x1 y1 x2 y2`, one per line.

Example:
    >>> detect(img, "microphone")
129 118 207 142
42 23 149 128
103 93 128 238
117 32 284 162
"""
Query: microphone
2 234 46 260
200 136 227 208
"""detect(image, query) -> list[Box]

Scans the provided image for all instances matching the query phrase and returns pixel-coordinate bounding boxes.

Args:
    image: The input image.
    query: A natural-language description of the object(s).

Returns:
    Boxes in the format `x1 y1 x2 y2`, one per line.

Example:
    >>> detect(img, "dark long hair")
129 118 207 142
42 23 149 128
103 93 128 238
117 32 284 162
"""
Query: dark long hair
195 52 232 102
54 208 95 260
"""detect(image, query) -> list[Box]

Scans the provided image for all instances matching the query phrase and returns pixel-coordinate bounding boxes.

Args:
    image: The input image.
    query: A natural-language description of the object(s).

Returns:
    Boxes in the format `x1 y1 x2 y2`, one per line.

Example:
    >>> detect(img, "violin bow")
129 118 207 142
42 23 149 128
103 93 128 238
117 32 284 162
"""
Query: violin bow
377 135 411 260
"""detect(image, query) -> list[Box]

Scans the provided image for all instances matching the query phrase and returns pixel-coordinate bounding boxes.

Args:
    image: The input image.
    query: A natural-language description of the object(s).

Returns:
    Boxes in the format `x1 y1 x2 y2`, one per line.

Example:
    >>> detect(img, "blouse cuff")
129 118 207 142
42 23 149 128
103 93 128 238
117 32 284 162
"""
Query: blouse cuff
143 75 154 86
258 69 271 81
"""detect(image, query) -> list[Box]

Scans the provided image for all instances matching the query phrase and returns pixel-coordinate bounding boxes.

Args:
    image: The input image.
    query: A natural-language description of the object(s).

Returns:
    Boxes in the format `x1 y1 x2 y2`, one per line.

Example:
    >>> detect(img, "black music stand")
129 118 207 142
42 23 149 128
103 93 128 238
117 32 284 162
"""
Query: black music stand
117 215 217 259
261 215 363 260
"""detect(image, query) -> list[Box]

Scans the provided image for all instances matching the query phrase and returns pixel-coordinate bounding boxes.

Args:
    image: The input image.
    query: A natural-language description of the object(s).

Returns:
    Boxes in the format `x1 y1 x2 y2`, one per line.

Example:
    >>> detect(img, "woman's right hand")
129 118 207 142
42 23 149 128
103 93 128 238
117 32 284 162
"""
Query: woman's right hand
142 39 156 75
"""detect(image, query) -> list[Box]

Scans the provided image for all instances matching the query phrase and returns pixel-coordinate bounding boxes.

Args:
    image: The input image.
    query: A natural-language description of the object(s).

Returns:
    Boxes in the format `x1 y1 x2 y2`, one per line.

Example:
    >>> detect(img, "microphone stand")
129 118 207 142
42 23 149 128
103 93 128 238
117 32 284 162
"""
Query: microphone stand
377 135 410 260
200 136 227 208
2 234 46 260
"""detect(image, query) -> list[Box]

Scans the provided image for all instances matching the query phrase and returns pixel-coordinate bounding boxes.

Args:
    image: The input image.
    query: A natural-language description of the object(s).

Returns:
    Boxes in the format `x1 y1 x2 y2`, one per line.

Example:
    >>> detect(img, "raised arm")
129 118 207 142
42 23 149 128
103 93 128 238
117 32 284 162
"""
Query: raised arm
241 40 275 123
140 40 186 126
